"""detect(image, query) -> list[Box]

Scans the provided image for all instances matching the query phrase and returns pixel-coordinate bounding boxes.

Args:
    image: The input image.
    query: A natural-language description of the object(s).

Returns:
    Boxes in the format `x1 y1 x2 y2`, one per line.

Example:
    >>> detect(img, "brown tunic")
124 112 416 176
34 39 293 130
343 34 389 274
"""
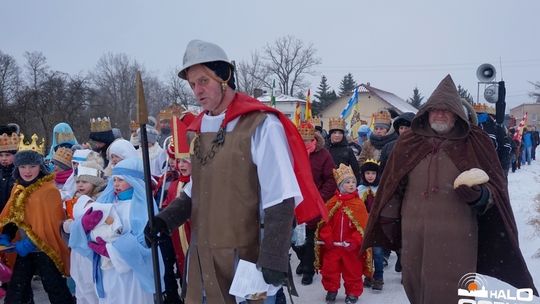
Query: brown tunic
186 112 266 304
401 147 477 304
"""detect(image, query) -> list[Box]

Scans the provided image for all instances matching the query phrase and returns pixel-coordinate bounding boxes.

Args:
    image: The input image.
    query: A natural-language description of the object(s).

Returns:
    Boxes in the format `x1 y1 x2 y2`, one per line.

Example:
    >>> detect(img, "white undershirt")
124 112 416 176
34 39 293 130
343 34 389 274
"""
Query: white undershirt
183 112 302 209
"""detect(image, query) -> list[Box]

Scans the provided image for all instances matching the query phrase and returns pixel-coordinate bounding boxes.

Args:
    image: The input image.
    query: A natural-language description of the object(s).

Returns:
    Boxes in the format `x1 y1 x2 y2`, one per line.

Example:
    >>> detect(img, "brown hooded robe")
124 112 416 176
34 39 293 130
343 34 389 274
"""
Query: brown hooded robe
361 75 537 303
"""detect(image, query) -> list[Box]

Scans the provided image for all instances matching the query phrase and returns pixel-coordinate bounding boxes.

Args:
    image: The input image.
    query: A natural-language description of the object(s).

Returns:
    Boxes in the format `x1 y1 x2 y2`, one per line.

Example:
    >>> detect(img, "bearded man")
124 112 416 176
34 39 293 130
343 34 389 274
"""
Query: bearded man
362 75 537 304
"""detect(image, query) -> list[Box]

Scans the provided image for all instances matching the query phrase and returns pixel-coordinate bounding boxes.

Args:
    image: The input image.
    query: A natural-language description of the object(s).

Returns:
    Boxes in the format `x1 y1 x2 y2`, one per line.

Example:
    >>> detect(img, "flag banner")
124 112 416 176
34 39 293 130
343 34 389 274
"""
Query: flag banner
339 86 359 119
305 89 312 121
514 112 528 141
293 101 301 126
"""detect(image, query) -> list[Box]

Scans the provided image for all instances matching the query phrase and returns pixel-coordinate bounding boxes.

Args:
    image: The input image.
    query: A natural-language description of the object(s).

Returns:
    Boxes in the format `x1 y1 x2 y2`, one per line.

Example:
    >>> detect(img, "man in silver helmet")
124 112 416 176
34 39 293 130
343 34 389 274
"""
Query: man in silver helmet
145 40 326 304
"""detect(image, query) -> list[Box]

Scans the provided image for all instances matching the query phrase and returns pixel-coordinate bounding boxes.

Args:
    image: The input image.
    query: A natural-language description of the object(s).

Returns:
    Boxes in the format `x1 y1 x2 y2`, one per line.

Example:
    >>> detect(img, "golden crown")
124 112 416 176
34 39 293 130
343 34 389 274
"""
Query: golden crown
159 103 186 121
53 146 73 167
333 163 356 186
0 132 20 152
130 120 139 132
297 121 315 141
56 132 75 144
329 117 346 131
18 134 45 155
373 110 391 125
472 103 496 115
90 117 112 133
364 158 381 166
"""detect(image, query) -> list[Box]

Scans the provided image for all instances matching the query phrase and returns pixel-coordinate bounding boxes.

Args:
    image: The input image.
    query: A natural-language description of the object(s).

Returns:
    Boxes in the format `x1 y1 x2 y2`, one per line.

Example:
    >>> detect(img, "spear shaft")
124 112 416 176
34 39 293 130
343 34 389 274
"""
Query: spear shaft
136 71 163 304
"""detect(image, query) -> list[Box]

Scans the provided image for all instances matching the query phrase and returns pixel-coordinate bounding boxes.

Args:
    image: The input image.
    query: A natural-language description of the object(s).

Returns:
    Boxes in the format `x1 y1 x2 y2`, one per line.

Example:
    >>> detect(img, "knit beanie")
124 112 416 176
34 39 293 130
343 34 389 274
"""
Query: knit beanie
13 150 50 177
77 159 106 190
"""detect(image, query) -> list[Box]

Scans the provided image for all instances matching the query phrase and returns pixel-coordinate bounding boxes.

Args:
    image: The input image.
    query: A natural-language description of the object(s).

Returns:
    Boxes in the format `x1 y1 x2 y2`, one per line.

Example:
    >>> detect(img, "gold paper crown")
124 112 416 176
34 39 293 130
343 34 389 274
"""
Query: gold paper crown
333 163 356 186
0 132 20 152
130 120 139 132
329 117 346 131
364 158 381 166
18 134 45 155
472 103 496 115
53 146 74 168
373 110 391 126
90 117 112 133
297 121 315 141
159 103 186 122
56 132 75 144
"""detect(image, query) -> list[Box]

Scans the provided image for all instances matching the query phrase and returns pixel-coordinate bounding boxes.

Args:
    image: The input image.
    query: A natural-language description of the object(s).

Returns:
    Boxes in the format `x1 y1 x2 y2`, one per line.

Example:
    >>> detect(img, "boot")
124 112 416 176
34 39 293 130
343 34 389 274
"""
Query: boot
345 295 358 304
363 277 373 288
301 273 313 285
295 262 303 275
325 291 337 303
395 252 402 272
372 279 384 291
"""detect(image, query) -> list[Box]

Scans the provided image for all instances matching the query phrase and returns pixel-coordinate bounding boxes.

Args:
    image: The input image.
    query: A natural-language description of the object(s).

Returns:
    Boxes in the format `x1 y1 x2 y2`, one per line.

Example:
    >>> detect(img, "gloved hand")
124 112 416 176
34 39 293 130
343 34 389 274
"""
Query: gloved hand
455 184 483 204
0 234 12 247
82 207 103 234
15 238 37 257
88 237 109 258
144 216 169 247
261 267 287 287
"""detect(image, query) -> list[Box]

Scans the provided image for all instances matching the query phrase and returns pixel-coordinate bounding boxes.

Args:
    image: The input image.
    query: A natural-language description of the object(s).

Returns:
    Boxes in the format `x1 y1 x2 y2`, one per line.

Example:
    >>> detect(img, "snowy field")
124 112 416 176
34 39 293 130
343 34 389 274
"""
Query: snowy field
11 150 540 304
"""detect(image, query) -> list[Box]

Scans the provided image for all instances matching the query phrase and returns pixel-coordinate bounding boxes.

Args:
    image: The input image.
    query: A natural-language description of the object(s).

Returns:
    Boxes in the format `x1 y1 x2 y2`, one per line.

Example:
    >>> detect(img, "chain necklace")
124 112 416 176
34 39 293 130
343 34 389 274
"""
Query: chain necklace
193 127 226 166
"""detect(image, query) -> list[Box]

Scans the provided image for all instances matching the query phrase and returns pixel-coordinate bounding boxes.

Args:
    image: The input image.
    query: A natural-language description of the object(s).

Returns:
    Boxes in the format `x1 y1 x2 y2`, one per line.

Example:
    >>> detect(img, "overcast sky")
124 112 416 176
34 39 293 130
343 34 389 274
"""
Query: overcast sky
2 0 539 111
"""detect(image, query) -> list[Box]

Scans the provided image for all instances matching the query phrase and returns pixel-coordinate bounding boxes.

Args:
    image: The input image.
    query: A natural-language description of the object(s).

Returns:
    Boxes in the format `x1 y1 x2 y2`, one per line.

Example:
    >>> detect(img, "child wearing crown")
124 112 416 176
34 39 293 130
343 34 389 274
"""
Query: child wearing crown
357 159 387 291
0 144 73 303
315 164 369 304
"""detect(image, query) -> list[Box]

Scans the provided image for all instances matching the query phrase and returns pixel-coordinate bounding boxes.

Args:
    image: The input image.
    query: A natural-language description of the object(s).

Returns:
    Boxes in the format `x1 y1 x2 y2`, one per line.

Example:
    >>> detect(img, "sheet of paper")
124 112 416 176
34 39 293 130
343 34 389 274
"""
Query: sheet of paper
229 259 271 300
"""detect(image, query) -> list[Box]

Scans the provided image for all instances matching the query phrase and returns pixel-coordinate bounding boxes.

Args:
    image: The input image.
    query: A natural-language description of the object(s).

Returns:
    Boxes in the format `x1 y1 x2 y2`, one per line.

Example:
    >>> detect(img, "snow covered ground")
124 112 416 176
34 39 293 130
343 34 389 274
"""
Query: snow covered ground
289 154 540 304
10 151 540 304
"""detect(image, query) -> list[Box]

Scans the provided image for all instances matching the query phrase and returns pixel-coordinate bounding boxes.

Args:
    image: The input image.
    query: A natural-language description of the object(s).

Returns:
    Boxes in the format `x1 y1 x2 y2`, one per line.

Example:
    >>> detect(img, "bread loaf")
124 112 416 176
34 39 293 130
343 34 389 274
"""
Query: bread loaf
453 168 489 189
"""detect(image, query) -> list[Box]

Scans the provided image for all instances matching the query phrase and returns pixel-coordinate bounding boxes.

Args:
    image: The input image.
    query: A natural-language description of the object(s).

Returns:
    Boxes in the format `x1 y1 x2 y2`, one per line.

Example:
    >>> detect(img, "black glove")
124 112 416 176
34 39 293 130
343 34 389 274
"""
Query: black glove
144 216 169 247
455 185 483 204
261 267 287 287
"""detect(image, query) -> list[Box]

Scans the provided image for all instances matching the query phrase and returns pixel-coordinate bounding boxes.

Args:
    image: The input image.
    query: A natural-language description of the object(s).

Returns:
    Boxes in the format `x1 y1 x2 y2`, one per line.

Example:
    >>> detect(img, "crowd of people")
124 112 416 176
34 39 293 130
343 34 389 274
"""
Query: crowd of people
0 39 537 304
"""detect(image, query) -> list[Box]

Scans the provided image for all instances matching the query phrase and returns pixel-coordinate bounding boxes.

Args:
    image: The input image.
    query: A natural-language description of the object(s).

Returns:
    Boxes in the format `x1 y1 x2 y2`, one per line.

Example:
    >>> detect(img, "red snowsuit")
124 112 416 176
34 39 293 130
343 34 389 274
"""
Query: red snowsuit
315 190 369 297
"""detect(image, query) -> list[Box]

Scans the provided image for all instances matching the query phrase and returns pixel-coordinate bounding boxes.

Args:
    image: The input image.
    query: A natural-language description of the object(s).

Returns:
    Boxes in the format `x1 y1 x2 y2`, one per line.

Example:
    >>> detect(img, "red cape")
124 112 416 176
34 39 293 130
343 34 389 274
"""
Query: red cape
187 93 328 223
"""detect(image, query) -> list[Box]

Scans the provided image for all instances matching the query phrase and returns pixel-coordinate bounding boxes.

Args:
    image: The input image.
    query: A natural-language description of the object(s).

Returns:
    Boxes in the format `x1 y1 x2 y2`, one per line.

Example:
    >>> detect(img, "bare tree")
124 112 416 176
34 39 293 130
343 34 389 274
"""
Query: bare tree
0 50 21 110
166 70 196 107
263 35 321 96
24 51 48 90
236 51 271 96
90 53 140 132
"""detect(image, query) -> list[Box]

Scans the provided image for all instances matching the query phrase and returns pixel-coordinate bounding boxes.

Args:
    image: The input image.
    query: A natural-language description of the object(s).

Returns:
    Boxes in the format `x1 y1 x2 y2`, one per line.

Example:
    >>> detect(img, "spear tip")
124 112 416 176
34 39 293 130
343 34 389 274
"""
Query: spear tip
136 71 148 124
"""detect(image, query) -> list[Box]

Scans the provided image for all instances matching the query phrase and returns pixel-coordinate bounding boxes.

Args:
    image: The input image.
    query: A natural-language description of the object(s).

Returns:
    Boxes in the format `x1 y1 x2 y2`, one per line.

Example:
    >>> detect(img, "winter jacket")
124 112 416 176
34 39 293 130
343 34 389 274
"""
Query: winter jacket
0 164 15 212
311 133 337 203
532 131 540 146
523 132 533 148
326 137 361 182
358 132 398 165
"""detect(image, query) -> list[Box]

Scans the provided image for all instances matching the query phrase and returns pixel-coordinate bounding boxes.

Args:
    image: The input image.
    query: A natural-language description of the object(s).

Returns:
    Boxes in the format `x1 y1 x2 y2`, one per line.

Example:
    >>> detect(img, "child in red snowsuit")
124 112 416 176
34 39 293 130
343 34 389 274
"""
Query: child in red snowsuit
315 164 371 304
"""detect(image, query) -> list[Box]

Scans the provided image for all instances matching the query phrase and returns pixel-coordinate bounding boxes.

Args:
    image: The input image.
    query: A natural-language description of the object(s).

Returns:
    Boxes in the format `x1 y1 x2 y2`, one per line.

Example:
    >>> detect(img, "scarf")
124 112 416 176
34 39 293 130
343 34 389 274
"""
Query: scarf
369 132 398 150
305 139 317 155
55 169 73 185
